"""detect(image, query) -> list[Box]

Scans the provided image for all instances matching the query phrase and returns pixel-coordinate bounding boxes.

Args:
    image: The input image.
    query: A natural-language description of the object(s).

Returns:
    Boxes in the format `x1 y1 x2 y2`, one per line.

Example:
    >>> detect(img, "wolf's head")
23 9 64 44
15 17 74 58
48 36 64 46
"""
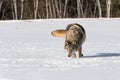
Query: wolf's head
64 41 77 57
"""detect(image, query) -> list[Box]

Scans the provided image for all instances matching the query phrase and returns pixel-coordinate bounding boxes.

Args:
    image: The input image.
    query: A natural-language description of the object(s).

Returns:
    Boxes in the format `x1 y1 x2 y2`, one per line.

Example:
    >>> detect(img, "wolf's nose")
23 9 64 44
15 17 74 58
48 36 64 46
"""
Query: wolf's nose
68 55 71 57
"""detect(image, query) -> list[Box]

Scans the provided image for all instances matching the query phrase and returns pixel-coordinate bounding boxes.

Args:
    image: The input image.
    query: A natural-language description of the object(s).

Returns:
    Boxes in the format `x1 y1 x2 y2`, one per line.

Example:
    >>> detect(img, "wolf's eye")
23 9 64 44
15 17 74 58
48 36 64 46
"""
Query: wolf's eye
72 41 76 45
65 41 71 45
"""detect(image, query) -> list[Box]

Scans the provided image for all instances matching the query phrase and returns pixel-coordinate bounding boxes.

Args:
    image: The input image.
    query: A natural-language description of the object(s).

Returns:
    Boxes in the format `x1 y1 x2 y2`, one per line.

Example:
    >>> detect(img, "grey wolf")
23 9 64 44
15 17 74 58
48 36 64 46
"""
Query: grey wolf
51 23 86 58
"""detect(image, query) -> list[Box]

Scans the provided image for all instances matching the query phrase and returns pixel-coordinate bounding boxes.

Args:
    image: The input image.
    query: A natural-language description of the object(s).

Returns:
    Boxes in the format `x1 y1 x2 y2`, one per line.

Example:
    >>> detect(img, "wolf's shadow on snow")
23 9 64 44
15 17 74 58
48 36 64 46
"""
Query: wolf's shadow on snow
83 53 120 58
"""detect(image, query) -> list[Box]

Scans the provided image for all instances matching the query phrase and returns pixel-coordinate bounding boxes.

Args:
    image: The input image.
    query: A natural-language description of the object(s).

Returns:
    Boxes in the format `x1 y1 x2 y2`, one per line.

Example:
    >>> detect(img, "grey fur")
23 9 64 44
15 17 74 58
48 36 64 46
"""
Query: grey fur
64 23 86 58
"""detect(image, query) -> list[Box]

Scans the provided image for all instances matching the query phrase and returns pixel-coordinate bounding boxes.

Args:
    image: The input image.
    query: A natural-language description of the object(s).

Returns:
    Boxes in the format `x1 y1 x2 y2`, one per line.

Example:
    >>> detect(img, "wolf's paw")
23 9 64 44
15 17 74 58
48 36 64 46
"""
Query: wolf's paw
79 54 83 58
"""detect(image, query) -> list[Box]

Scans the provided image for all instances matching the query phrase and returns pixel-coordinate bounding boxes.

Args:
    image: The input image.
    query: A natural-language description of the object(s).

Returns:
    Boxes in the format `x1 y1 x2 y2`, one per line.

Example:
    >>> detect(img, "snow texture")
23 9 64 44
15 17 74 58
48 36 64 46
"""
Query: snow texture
0 18 120 80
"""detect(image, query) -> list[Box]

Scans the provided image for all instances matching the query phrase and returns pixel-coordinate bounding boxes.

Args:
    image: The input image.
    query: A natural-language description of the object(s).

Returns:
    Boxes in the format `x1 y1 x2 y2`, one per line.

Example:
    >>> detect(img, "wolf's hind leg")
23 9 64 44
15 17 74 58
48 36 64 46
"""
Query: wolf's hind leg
78 46 83 58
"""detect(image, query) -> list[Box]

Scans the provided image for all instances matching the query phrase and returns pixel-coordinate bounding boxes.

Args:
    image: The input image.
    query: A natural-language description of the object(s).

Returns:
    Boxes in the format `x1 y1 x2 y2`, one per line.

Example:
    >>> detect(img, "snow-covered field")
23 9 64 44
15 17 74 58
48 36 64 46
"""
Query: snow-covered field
0 18 120 80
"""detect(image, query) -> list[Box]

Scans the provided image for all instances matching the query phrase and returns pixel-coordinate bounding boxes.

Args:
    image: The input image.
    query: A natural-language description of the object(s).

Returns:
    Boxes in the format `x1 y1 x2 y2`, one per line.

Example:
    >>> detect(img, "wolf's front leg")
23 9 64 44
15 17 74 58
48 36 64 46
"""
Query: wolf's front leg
78 46 83 58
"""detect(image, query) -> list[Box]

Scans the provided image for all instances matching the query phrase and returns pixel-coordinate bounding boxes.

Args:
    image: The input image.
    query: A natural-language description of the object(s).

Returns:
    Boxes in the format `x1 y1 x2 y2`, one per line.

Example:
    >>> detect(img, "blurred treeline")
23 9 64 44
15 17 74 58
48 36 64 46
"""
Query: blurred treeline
0 0 120 20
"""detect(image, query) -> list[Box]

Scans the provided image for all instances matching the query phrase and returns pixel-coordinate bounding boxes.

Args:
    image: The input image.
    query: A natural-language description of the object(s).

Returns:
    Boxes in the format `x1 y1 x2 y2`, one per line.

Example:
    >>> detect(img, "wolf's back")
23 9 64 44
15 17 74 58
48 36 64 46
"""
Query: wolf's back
66 23 86 44
51 23 86 43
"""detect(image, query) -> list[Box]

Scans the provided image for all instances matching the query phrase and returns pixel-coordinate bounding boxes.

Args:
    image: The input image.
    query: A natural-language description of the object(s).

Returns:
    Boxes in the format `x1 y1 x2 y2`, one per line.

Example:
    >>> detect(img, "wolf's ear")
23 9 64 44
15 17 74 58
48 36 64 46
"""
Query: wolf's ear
65 41 69 45
64 41 68 49
65 41 70 47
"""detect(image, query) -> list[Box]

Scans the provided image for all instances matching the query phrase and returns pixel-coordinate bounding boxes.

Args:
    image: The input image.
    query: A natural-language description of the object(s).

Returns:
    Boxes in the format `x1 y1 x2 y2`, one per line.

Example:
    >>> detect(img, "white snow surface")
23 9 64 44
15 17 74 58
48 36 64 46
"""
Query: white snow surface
0 18 120 80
